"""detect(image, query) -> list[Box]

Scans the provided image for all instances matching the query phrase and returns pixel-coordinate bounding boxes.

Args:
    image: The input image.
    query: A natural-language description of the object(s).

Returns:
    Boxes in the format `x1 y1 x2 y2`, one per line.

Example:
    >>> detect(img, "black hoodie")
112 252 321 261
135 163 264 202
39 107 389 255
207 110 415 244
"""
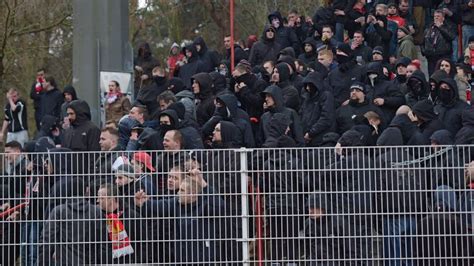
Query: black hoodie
405 70 430 107
429 70 450 104
178 44 206 89
259 85 304 146
161 109 204 150
248 25 281 66
300 72 336 146
192 72 215 126
215 120 243 148
62 100 100 152
274 62 300 111
434 78 469 136
297 37 318 65
193 36 220 72
267 11 301 55
455 109 474 144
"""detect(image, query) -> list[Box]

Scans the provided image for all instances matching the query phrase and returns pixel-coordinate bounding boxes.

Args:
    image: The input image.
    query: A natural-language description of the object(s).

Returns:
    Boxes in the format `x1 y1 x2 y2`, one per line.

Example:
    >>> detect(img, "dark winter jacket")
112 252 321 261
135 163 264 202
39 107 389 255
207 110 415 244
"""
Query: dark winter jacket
297 37 318 65
455 108 474 144
233 72 267 120
248 25 281 66
193 36 220 72
40 87 64 120
364 15 393 60
300 72 336 146
267 11 301 55
136 76 168 115
178 44 206 89
60 85 78 120
327 59 366 107
274 62 300 111
335 99 385 135
160 109 204 149
192 72 216 126
226 44 247 67
428 70 450 104
405 70 430 107
422 22 456 57
259 85 305 146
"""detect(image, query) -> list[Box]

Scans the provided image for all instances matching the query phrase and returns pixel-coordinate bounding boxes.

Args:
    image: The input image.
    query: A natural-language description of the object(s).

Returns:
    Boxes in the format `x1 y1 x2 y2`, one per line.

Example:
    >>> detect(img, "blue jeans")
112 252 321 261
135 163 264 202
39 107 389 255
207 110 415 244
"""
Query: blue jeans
383 216 417 266
452 35 459 62
21 222 41 266
463 25 474 52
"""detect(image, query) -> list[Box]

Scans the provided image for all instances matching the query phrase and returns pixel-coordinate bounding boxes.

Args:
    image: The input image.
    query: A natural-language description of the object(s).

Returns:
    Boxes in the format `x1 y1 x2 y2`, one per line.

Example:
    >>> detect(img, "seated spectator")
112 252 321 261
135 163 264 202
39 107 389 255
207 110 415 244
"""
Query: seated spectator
455 109 474 144
408 100 445 145
435 78 469 136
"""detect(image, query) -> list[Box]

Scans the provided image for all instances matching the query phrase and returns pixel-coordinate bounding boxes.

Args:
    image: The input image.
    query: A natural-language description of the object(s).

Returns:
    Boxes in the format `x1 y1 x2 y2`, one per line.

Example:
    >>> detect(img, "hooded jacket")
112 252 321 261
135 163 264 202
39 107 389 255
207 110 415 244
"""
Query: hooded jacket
61 85 78 120
300 72 336 146
35 115 62 144
175 90 197 124
192 72 216 126
428 70 450 104
62 100 100 152
233 72 267 120
40 86 64 120
397 34 418 60
259 85 304 147
366 62 405 120
160 109 204 150
405 70 430 107
193 36 220 72
298 37 318 65
178 44 206 89
202 93 255 147
274 62 300 111
327 57 366 107
434 78 469 136
335 98 385 135
248 25 281 66
389 114 424 145
213 120 243 148
267 11 300 55
364 15 392 60
136 75 168 116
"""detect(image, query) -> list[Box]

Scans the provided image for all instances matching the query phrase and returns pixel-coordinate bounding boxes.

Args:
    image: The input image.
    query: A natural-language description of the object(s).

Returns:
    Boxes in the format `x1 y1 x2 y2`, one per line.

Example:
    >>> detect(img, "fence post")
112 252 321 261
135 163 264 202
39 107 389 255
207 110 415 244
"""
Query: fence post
238 147 251 266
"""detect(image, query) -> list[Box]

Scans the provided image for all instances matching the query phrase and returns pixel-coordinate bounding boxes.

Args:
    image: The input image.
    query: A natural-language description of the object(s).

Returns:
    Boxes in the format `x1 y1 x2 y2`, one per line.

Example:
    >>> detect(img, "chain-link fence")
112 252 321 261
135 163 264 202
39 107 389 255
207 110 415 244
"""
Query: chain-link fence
1 146 473 265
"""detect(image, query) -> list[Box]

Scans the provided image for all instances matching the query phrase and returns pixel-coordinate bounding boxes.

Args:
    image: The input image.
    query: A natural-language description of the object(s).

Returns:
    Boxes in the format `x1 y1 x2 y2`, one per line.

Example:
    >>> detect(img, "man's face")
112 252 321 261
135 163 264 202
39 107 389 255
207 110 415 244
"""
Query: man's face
163 131 180 150
66 108 76 123
264 94 275 108
160 115 171 126
350 88 365 102
224 37 232 49
5 147 20 163
99 131 117 151
129 107 144 123
263 62 274 75
440 60 451 75
372 53 383 61
353 33 364 45
212 123 222 143
108 82 118 93
266 29 275 39
159 100 171 111
115 174 133 187
407 65 417 78
469 41 474 50
97 188 117 213
64 92 73 102
304 43 313 53
37 71 45 80
388 6 397 15
271 68 280 83
397 29 406 39
434 12 445 24
318 54 332 68
9 91 19 103
397 65 407 75
177 183 198 205
308 207 324 219
271 17 280 28
322 27 333 40
375 6 386 16
192 80 200 94
288 12 297 24
399 2 409 13
185 50 192 58
167 168 182 191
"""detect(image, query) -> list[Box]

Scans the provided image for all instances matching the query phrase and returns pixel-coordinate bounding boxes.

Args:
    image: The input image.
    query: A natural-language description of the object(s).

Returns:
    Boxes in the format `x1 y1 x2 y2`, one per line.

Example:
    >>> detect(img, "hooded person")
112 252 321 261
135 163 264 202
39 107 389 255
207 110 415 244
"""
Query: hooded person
271 62 300 111
434 78 470 136
428 69 450 104
258 85 305 147
278 55 305 92
117 115 141 150
455 109 474 145
430 129 454 146
60 85 78 121
167 42 185 78
159 109 204 150
388 113 423 146
248 25 281 66
61 100 100 151
135 66 168 116
267 11 301 55
300 71 336 146
192 36 220 72
134 42 160 96
35 115 62 145
327 42 366 107
365 13 392 61
175 89 197 125
209 71 229 95
201 93 255 148
366 61 405 121
177 44 206 89
405 70 430 107
191 72 216 126
393 56 412 88
410 99 445 144
167 77 186 94
211 120 243 148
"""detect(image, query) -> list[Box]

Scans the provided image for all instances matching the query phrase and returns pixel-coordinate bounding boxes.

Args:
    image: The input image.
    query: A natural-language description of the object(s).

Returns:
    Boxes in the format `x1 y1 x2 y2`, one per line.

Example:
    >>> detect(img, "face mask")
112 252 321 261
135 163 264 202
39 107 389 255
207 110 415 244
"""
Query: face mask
153 76 166 84
336 54 350 64
216 106 229 119
160 124 174 136
219 68 227 76
408 79 423 95
439 88 455 104
397 74 407 84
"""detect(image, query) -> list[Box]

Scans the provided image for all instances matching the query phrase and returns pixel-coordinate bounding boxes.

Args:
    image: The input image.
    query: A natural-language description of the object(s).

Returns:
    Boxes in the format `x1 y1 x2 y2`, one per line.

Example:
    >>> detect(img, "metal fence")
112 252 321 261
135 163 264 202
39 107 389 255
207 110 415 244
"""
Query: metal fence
1 145 474 265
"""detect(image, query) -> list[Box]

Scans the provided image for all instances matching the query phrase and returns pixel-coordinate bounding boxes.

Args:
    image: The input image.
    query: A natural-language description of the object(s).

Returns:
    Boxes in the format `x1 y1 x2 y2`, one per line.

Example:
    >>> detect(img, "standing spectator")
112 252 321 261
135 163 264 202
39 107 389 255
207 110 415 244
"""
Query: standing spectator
60 85 78 129
461 0 474 52
270 62 300 111
267 11 300 55
422 10 456 75
397 26 418 60
1 88 28 146
248 25 281 67
30 68 45 131
437 0 461 61
398 0 417 36
351 31 373 65
94 127 122 185
167 42 185 78
134 42 160 97
193 36 220 72
40 74 64 122
105 80 131 125
364 4 393 61
435 78 470 136
38 178 111 265
298 37 318 65
405 70 430 107
136 66 168 116
3 141 28 197
177 44 206 89
191 72 215 126
387 2 406 27
224 35 247 67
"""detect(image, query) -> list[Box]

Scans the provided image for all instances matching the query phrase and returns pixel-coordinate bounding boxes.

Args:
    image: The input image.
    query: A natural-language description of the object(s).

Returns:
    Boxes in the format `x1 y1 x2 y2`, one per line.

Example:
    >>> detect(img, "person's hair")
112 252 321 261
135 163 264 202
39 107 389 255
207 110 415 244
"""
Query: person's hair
434 9 445 17
7 88 18 95
322 24 334 33
364 111 380 121
132 104 149 120
157 90 177 103
180 177 203 194
168 129 183 148
318 48 334 59
353 30 364 37
101 127 119 139
99 183 119 198
110 80 120 88
152 66 166 76
289 9 298 15
105 120 118 130
263 60 275 67
44 74 57 88
376 3 388 11
37 68 46 73
5 141 22 151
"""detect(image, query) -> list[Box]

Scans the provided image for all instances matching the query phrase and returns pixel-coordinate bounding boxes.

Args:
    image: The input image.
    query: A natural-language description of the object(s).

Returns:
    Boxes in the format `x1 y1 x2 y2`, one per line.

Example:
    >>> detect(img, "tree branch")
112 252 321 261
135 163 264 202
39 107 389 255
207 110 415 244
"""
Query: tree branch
11 13 70 36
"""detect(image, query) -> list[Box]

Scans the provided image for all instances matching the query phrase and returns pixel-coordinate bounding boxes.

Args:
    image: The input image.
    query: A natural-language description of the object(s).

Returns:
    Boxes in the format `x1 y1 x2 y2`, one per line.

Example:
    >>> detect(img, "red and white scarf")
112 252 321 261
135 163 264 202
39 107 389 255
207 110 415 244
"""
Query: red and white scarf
106 211 134 259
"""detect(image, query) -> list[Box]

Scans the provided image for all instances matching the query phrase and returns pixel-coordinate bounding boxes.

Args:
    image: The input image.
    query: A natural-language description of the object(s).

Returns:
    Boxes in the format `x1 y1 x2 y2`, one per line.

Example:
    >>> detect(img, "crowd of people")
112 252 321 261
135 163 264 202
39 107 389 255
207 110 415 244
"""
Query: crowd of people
1 0 474 264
